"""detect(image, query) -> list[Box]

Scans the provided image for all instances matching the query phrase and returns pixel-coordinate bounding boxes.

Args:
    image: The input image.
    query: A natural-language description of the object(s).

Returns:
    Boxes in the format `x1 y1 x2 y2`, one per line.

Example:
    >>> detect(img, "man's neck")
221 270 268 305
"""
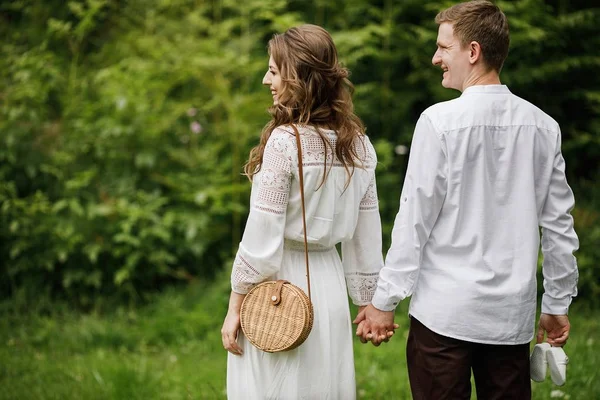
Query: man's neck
461 69 501 91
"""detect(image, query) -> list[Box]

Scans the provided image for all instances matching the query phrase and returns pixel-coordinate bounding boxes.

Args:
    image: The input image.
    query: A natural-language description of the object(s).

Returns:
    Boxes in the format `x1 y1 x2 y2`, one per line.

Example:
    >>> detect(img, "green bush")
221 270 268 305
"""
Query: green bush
0 0 276 305
1 0 598 306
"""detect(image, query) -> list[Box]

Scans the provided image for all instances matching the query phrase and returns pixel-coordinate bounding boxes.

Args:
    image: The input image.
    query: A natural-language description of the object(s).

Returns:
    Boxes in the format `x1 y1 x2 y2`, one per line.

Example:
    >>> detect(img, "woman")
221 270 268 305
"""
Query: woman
221 24 384 399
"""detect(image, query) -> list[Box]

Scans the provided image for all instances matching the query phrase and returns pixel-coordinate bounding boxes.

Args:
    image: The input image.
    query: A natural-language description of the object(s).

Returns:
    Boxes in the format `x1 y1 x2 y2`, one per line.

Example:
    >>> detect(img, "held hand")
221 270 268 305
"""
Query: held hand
353 304 397 346
221 311 244 356
537 313 570 347
355 306 370 344
355 320 399 344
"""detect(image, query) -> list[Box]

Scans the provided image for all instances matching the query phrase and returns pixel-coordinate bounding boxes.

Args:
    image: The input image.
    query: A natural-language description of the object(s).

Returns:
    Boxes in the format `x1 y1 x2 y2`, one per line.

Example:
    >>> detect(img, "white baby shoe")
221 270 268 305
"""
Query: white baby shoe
530 342 551 382
546 346 569 386
529 342 568 386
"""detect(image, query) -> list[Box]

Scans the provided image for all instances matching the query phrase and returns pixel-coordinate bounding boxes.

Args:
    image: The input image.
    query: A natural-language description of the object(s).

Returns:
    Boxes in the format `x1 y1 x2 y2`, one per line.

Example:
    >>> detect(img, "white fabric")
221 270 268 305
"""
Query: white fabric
228 124 383 399
372 85 579 345
530 343 551 382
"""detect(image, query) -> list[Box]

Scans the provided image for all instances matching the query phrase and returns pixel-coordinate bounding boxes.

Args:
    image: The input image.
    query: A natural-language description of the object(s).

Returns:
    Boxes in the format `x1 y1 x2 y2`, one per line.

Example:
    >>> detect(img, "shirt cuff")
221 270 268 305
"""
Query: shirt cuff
541 293 571 315
370 289 399 312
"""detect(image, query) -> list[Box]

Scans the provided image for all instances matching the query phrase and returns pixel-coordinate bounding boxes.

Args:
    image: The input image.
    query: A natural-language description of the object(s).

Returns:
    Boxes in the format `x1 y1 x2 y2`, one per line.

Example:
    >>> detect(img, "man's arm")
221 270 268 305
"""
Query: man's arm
537 129 579 345
357 113 448 344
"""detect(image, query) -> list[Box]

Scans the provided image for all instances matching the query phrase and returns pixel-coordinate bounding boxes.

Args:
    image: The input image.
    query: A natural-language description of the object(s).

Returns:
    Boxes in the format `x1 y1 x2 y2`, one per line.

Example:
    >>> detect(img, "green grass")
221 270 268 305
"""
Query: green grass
1 272 598 400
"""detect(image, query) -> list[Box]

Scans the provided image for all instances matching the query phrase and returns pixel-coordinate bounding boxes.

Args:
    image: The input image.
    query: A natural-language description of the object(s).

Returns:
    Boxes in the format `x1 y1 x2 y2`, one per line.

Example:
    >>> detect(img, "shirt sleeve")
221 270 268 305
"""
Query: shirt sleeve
371 114 448 311
230 128 293 294
342 170 384 306
539 131 579 315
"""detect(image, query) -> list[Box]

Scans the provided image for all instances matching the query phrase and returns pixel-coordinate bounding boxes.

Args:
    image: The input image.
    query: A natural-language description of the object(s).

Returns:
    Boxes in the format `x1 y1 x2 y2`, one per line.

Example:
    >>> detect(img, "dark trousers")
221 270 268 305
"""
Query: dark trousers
406 317 531 400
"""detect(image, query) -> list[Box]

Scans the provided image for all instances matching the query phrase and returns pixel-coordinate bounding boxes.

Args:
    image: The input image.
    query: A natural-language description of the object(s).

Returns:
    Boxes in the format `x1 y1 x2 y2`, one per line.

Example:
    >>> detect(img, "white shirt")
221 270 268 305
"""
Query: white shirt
372 85 579 345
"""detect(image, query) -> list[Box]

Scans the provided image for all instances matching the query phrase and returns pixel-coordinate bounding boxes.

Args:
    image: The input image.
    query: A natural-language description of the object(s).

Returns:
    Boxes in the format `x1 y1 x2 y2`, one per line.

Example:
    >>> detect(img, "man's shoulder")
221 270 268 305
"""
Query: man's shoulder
509 93 559 125
504 92 561 133
422 89 560 133
422 98 458 115
420 97 463 129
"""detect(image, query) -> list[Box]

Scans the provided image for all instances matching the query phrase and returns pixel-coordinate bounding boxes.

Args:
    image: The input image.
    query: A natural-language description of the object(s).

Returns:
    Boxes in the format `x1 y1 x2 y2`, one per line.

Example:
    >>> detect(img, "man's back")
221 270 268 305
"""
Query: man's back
407 85 577 344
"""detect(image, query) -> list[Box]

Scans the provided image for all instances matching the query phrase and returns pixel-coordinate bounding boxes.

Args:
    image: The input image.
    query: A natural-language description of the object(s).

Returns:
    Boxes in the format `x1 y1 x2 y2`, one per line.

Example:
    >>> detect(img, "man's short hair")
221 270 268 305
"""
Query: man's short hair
436 0 510 72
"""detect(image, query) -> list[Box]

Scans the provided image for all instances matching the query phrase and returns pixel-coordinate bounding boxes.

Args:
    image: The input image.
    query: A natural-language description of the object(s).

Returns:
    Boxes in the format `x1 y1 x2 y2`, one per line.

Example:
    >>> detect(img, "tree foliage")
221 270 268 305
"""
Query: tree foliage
1 0 598 306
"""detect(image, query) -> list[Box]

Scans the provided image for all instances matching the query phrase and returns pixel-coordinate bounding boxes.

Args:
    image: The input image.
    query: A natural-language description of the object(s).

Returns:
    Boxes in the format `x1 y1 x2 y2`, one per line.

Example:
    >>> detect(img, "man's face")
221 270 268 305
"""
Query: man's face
432 22 472 92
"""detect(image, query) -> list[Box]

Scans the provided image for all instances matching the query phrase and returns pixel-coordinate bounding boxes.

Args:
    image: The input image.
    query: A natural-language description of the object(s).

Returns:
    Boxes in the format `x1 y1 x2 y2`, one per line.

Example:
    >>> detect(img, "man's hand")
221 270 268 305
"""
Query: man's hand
353 304 397 346
537 313 570 347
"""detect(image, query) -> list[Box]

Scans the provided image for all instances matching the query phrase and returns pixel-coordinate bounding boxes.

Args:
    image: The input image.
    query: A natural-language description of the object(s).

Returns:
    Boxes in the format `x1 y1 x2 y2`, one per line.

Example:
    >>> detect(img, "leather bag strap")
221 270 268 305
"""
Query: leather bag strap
290 124 311 301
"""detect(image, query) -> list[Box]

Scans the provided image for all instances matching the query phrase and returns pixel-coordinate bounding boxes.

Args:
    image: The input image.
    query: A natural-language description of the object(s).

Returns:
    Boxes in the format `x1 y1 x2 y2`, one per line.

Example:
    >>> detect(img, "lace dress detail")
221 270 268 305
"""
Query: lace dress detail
255 131 293 215
345 272 380 305
359 176 378 211
231 254 269 294
353 135 377 170
285 125 376 170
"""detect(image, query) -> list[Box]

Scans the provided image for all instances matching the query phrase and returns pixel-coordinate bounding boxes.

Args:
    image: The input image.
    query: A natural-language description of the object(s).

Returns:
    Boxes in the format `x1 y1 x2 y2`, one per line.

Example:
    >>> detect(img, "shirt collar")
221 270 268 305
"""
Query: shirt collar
462 84 511 96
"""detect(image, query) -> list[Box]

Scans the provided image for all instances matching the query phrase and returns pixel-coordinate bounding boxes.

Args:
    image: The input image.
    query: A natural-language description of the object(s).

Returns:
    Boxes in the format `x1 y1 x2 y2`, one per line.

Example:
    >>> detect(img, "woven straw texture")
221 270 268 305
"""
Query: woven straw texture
240 280 314 353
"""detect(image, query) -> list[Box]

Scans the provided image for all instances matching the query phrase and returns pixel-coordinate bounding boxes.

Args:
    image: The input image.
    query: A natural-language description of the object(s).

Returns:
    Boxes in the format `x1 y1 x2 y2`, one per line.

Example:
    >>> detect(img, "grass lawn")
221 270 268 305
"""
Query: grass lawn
1 272 598 399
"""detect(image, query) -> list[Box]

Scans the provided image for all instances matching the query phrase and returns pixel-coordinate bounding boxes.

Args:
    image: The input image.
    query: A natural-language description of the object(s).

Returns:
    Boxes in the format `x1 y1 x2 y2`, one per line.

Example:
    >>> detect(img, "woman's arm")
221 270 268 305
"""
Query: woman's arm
221 291 246 355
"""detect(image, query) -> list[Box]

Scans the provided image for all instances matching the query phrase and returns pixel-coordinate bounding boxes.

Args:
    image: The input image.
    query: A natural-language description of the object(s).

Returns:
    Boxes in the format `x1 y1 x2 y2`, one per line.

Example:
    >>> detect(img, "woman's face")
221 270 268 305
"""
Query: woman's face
262 55 282 105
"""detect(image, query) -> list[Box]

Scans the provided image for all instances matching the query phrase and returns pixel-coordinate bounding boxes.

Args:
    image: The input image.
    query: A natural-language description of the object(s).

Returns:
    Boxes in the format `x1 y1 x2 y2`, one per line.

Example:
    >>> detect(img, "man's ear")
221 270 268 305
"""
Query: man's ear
469 41 482 64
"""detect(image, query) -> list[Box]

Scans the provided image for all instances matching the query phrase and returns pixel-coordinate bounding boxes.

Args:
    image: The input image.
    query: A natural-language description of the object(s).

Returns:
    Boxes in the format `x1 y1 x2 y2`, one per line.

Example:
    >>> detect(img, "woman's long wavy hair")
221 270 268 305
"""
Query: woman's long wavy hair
244 24 366 187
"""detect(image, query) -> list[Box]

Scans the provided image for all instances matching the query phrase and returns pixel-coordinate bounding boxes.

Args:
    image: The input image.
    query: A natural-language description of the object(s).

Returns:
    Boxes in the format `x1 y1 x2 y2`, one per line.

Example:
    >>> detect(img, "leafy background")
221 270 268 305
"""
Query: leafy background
0 0 599 398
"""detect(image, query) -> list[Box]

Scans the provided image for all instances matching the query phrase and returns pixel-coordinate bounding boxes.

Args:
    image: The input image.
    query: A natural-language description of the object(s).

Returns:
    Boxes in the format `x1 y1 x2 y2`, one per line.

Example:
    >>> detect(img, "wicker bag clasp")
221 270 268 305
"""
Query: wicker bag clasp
271 280 289 305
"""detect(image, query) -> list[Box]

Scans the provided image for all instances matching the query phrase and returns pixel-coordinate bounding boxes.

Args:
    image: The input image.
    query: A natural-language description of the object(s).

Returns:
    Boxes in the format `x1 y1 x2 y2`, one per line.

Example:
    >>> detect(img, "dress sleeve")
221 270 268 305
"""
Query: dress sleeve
342 147 384 306
539 131 579 315
231 128 294 294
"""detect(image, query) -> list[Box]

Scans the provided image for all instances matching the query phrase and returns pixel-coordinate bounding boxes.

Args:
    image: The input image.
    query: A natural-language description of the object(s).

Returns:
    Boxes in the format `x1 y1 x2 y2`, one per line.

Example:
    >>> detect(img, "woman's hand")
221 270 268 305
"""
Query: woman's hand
221 291 246 356
221 310 243 355
354 304 398 346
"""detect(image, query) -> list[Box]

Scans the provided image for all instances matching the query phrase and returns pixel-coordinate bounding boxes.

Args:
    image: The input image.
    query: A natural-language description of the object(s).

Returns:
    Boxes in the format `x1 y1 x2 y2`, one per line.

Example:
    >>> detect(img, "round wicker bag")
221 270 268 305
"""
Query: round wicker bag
240 279 314 353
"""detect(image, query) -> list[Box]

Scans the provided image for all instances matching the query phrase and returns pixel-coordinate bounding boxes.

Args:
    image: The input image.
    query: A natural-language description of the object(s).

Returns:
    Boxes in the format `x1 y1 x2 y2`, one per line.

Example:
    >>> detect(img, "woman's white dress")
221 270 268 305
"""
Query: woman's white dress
227 125 383 400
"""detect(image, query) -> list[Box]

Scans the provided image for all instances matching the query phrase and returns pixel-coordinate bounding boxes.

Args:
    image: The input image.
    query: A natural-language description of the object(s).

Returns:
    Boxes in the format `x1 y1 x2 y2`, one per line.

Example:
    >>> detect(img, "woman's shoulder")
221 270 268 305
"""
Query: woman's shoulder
265 126 297 156
269 124 325 143
266 125 296 145
354 134 377 168
272 124 296 137
277 124 339 135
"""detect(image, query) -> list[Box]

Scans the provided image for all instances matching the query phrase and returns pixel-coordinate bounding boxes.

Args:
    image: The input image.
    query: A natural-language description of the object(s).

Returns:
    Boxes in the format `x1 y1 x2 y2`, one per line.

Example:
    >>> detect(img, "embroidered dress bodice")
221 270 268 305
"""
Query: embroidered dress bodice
231 124 383 306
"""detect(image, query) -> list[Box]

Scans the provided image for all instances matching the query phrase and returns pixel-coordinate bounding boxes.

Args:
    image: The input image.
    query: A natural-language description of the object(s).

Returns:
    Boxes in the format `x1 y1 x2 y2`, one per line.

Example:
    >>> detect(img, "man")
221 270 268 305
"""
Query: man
354 1 579 399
